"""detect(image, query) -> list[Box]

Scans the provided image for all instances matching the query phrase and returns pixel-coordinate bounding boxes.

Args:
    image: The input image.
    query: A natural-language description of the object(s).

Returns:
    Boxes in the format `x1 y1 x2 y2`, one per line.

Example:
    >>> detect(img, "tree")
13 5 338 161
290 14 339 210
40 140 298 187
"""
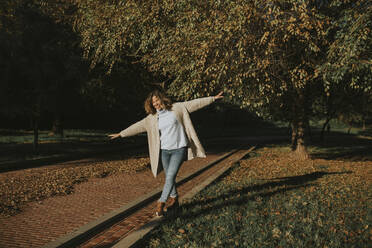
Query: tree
321 0 371 94
0 0 86 152
71 0 370 159
313 84 372 141
72 0 330 158
77 60 156 129
317 0 372 137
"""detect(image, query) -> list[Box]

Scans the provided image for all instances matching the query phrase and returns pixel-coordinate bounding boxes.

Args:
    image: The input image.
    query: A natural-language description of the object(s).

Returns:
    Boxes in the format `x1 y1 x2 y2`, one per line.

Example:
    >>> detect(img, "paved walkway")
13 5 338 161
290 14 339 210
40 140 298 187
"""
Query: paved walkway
0 136 284 248
0 145 235 248
77 149 252 248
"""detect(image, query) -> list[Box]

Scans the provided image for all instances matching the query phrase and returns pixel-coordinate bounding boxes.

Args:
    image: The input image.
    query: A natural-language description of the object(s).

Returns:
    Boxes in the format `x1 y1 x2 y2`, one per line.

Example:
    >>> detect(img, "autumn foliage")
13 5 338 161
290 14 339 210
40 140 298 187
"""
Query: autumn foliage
70 0 371 158
1 0 371 157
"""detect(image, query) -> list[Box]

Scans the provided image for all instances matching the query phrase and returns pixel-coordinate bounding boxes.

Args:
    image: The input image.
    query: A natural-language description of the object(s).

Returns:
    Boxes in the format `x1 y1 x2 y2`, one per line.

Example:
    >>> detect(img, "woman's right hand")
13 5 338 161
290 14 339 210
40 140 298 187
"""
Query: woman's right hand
108 133 121 139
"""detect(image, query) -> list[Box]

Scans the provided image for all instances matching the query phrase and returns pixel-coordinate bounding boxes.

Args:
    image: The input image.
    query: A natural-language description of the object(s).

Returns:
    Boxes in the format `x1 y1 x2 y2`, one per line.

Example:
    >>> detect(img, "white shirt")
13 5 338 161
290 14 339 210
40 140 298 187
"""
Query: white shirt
157 109 188 150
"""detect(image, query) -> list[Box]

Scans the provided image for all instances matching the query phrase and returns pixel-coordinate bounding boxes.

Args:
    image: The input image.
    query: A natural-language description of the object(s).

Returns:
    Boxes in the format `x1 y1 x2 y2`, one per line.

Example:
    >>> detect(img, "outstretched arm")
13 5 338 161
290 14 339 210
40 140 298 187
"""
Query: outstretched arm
108 118 147 139
183 91 224 113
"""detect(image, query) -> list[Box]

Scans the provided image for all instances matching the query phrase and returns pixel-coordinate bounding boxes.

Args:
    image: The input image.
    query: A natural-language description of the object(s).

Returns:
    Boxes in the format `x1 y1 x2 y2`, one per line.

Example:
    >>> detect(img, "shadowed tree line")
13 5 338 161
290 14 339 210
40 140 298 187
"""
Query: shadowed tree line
0 0 371 156
0 0 157 152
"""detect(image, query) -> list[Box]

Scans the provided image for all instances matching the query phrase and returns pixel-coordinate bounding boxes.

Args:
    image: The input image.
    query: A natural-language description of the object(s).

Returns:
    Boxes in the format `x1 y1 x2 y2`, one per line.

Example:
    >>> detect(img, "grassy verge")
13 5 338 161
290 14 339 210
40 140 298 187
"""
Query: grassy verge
0 123 369 164
0 129 112 144
139 145 371 247
0 129 146 164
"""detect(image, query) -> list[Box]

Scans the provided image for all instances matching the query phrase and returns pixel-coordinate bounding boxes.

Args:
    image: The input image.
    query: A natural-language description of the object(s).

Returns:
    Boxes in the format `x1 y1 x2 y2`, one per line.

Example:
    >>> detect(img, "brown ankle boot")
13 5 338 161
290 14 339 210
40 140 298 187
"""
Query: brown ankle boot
156 202 165 216
165 197 179 211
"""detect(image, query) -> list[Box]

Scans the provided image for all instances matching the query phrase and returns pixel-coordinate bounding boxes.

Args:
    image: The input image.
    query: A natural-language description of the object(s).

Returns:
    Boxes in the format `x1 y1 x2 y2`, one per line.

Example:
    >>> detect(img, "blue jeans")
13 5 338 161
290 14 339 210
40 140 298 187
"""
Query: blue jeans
159 147 187 203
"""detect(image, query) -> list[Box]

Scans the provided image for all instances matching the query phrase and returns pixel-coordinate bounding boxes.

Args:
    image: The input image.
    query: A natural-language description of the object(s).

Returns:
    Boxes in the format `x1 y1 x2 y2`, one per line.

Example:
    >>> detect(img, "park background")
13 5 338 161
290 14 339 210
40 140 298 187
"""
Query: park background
0 1 371 247
1 0 371 157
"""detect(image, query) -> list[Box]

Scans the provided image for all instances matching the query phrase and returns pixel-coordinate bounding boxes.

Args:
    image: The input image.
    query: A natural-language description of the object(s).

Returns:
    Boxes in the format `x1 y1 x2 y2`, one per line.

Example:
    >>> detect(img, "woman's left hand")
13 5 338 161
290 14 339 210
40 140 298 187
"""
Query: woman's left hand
108 133 120 139
214 91 224 100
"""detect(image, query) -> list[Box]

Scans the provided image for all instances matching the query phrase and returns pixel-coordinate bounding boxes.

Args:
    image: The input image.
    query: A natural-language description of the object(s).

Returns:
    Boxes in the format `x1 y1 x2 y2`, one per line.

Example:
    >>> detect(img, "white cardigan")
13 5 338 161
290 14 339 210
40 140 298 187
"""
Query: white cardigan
119 96 215 177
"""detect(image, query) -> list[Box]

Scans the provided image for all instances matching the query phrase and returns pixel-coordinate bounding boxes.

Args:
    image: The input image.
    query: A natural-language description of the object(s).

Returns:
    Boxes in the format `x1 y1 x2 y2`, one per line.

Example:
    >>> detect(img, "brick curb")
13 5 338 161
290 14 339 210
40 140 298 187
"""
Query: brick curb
42 149 239 248
114 147 256 248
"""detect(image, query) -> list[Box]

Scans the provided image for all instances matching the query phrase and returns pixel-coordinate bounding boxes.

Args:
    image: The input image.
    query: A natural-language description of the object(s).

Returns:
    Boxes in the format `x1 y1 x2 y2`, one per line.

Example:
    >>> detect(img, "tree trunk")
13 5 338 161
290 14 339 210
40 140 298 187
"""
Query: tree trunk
291 122 298 151
295 121 309 160
320 118 331 143
306 118 312 141
33 117 39 155
291 91 310 159
50 114 63 136
347 125 352 134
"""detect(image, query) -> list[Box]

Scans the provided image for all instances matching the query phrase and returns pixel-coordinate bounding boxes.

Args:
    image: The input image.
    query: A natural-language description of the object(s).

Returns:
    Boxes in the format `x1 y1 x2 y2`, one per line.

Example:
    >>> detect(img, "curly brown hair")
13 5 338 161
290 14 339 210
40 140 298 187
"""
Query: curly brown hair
144 90 173 115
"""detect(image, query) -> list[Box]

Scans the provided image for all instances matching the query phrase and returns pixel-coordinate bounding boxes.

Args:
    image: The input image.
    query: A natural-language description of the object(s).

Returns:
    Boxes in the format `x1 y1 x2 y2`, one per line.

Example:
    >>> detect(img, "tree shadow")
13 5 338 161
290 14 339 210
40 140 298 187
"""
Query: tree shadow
166 171 351 222
357 127 372 137
310 132 372 162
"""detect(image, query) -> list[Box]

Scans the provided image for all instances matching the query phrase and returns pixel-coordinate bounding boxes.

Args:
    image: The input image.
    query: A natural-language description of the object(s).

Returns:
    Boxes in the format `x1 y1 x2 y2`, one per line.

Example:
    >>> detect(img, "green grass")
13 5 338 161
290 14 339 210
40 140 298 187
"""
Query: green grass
0 120 369 145
0 129 110 144
139 145 371 248
0 129 146 164
310 120 372 137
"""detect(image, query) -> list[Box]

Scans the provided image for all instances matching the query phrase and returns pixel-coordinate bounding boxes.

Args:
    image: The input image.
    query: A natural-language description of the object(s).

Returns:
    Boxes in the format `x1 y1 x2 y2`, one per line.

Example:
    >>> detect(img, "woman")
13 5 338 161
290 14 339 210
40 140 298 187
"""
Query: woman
109 90 223 216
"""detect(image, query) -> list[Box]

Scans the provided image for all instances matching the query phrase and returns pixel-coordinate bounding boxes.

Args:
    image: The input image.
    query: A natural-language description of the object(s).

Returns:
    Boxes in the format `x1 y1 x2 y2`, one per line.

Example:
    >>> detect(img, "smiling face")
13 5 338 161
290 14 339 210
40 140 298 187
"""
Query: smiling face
152 96 163 111
145 90 172 115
